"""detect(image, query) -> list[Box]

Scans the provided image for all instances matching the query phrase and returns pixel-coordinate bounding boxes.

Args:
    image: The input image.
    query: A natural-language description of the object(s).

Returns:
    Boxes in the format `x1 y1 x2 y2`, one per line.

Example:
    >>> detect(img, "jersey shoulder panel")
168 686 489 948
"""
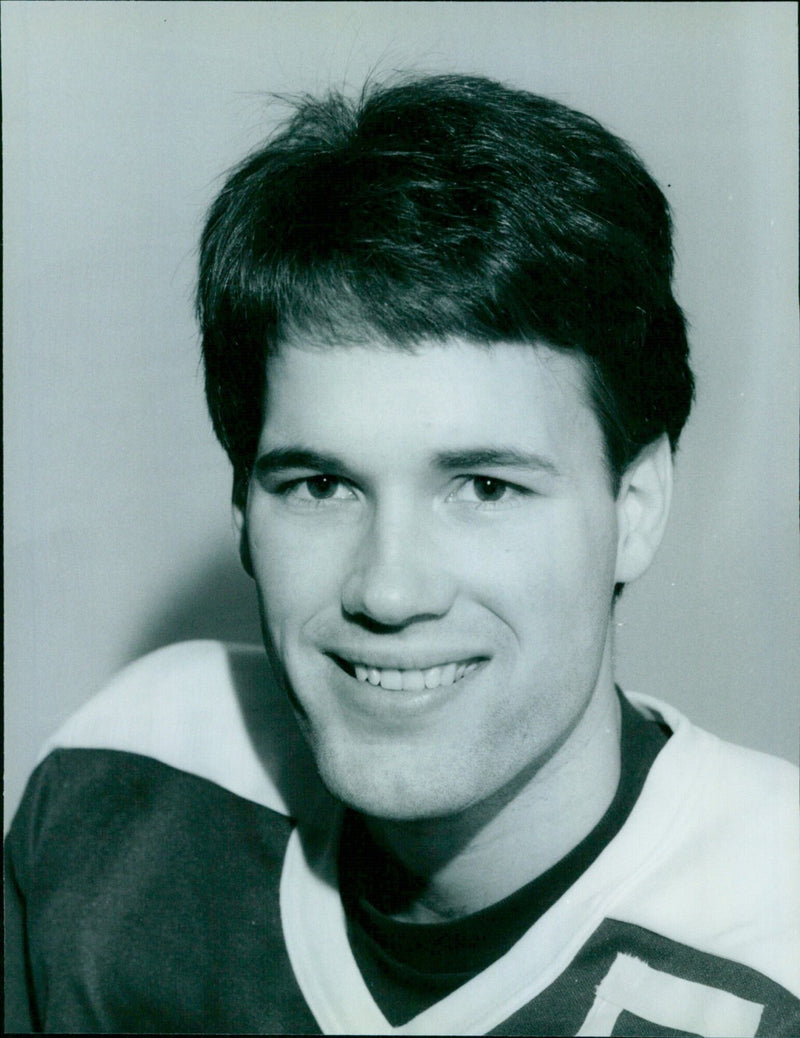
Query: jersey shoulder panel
39 640 333 823
612 695 800 996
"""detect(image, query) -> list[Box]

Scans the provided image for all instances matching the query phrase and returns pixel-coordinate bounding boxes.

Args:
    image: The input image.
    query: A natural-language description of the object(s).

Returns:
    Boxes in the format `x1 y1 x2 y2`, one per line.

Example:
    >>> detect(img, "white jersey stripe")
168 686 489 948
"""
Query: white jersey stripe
577 952 763 1037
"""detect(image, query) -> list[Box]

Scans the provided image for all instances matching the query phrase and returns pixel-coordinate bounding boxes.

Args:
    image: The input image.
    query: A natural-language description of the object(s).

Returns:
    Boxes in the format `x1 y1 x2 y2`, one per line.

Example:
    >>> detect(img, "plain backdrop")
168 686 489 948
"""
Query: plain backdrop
3 1 798 831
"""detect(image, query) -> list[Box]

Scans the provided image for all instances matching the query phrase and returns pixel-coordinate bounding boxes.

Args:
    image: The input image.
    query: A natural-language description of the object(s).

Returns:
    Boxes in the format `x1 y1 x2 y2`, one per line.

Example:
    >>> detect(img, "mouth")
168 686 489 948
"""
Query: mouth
329 655 486 692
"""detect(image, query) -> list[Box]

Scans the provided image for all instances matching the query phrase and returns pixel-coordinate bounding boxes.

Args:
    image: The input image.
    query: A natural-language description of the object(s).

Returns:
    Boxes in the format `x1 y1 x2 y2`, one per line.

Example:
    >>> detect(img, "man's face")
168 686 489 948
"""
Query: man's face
241 338 624 821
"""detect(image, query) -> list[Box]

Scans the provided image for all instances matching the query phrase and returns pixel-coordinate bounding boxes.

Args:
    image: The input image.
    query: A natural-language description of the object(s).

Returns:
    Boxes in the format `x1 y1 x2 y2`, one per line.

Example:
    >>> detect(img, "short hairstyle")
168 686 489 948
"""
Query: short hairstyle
198 73 693 499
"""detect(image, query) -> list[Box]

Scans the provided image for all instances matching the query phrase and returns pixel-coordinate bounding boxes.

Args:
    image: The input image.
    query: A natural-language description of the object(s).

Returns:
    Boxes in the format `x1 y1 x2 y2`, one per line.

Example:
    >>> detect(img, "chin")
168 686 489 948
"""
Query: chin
309 737 486 822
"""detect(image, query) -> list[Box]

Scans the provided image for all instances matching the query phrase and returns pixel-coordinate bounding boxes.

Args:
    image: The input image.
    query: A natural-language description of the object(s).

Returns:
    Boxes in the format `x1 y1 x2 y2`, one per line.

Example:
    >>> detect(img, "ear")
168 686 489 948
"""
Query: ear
232 478 254 579
614 434 673 585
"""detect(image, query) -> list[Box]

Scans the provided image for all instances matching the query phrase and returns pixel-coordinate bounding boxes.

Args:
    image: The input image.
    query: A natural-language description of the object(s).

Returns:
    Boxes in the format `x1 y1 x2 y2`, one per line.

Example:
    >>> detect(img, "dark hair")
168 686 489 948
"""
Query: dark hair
198 73 693 499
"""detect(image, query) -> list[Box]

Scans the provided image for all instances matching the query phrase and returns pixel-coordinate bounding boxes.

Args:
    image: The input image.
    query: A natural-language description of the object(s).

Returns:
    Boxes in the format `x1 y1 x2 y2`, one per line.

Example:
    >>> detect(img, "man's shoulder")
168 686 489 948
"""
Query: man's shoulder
628 690 798 895
38 640 333 823
629 690 798 813
616 691 799 996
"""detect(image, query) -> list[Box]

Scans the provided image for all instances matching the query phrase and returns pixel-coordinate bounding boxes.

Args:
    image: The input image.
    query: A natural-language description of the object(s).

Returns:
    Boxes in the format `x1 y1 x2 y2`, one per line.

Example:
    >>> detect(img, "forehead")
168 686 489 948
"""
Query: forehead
261 338 606 472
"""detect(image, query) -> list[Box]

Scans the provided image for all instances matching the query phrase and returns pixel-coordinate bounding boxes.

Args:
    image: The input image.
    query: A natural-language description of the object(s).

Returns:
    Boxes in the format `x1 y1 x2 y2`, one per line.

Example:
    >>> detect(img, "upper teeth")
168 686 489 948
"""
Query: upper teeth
352 661 478 691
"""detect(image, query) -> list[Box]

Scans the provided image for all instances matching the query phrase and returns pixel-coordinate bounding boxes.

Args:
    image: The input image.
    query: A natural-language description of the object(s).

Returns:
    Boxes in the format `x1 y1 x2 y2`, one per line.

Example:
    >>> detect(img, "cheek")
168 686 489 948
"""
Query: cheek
470 508 617 639
247 510 352 630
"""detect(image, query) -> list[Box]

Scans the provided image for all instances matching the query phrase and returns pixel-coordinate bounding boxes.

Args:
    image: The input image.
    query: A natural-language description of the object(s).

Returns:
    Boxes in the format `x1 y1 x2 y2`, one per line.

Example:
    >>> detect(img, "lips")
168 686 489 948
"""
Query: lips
330 655 484 691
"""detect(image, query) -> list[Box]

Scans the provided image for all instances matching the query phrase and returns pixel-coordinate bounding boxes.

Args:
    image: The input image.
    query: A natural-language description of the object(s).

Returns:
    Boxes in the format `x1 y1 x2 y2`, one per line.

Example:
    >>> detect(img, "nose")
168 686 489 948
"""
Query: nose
341 502 456 628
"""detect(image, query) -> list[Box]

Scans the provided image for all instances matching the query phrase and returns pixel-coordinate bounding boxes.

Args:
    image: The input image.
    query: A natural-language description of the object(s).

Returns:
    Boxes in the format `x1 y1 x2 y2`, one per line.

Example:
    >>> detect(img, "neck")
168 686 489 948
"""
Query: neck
362 663 622 922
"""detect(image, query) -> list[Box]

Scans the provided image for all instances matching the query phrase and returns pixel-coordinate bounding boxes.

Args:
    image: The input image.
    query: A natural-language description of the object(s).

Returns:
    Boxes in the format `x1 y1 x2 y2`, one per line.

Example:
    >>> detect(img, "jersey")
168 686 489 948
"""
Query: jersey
5 640 800 1034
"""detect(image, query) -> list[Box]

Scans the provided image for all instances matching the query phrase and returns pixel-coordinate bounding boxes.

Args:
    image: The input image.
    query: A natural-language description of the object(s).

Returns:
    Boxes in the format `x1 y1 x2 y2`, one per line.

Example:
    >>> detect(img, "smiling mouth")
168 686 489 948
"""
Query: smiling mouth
330 655 485 691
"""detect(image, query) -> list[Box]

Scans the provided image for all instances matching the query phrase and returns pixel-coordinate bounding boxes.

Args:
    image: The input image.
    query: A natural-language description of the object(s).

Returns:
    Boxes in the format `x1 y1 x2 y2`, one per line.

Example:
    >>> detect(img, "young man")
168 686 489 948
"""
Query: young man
6 74 799 1034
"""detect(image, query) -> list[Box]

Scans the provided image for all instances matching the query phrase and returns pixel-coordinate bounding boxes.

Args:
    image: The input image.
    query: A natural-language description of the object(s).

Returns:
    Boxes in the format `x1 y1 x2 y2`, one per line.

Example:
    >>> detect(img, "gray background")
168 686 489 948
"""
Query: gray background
4 1 798 831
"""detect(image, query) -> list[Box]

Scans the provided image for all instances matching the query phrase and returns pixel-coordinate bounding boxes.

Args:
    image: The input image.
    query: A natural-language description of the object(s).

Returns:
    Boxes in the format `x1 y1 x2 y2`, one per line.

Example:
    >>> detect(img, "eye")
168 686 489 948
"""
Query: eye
469 477 509 502
283 475 356 502
448 476 526 506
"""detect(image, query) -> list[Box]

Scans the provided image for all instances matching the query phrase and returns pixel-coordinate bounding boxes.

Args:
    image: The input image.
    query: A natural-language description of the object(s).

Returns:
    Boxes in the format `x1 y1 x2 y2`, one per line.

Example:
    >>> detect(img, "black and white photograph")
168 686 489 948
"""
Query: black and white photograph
4 2 799 1033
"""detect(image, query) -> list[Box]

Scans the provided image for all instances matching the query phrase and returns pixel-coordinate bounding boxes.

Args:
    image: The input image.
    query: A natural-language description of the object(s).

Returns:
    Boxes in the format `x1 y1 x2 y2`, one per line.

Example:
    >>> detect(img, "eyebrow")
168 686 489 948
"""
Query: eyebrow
433 448 560 476
254 445 559 477
254 448 348 476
